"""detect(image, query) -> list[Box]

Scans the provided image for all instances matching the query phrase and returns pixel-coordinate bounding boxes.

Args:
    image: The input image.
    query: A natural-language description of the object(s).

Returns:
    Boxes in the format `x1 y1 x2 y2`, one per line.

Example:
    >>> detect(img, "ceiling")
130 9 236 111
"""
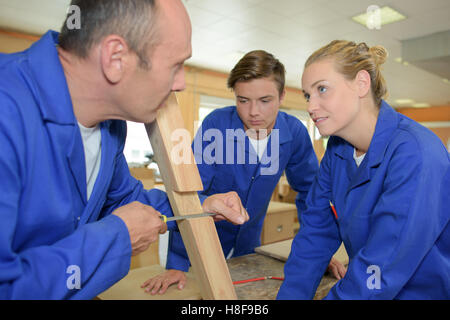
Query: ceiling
0 0 449 108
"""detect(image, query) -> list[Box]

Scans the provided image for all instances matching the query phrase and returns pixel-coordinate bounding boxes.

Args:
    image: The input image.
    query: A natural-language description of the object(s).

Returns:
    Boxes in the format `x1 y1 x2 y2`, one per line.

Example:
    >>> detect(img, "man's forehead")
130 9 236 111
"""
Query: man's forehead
155 2 191 46
157 0 191 28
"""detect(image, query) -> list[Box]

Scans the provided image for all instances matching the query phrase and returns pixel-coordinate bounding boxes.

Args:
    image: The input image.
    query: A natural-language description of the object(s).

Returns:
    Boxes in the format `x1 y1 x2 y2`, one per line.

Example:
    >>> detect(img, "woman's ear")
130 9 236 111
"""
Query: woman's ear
355 69 371 98
100 35 131 84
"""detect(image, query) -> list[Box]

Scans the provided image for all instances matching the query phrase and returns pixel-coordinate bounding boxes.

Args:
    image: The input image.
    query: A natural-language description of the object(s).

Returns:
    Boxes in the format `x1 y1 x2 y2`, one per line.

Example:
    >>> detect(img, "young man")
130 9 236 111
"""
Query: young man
142 50 347 294
0 0 248 299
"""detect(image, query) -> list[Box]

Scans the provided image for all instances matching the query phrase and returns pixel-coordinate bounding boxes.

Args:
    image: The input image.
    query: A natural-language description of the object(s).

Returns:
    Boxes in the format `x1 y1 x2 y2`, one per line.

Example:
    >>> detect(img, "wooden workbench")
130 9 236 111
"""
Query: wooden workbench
99 252 339 300
229 253 338 300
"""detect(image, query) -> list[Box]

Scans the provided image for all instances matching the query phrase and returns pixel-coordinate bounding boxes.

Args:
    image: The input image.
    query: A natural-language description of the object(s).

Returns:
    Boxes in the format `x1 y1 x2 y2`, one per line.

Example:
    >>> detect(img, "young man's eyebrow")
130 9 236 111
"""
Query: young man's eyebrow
259 95 274 99
236 95 274 99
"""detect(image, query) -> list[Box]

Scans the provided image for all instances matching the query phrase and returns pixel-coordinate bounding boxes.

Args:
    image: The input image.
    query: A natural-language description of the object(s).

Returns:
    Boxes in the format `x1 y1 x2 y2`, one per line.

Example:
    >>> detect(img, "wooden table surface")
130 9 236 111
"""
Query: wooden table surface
228 253 339 300
99 252 340 300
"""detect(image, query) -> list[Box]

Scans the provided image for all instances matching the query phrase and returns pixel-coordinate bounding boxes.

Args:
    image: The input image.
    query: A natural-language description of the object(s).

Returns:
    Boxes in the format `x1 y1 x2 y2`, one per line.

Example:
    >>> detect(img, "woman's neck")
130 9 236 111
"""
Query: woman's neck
339 99 380 156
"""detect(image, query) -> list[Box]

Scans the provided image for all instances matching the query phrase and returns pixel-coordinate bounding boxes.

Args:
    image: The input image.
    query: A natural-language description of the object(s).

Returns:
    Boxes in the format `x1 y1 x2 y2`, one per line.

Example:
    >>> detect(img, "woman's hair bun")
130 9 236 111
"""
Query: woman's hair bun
369 45 388 66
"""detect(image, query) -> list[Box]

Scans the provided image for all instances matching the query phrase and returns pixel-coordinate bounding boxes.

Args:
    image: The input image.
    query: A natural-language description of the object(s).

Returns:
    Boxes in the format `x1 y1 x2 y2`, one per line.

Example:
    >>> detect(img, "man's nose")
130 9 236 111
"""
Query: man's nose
172 67 186 92
249 101 259 116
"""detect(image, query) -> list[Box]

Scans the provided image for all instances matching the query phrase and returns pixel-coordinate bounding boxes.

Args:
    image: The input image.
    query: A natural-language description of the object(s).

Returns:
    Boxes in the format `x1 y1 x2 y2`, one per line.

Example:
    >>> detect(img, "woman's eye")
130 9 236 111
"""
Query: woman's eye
318 86 327 93
304 93 310 102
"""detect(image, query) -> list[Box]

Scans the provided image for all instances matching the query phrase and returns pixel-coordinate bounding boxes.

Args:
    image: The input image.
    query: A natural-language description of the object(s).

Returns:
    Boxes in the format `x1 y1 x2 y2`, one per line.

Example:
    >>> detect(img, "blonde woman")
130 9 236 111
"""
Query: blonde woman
277 40 449 299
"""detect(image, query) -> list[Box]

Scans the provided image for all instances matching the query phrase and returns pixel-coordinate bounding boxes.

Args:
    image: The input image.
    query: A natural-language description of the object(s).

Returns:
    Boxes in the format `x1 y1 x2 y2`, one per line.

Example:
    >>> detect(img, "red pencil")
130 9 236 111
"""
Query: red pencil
330 201 338 219
233 276 284 285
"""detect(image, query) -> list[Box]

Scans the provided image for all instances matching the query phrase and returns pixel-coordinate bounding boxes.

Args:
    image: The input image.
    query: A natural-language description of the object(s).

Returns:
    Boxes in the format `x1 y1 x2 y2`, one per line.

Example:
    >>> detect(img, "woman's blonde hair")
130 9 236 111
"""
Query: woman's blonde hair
305 40 388 106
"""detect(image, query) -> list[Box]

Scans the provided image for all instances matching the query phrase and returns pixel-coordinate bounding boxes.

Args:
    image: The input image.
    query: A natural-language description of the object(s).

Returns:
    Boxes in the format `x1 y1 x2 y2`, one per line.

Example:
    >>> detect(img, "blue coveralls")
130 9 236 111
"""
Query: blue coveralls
166 106 319 271
277 101 450 299
0 31 177 299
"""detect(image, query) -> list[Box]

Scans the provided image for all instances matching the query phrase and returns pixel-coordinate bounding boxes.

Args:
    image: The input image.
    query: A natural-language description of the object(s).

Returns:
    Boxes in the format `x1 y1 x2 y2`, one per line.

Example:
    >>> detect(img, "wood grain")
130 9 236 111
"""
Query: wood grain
98 265 201 300
145 93 237 300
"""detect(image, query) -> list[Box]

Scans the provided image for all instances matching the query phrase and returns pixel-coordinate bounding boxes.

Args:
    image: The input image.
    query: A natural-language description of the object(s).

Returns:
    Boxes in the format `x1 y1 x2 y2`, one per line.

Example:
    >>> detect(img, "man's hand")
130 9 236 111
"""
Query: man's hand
327 257 347 280
141 269 186 295
202 191 249 225
113 201 167 256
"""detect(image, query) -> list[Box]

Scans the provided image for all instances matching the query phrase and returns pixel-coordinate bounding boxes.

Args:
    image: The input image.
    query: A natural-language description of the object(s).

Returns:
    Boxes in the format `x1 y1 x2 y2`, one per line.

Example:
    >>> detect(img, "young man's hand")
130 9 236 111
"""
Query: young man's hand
141 269 187 295
202 191 249 225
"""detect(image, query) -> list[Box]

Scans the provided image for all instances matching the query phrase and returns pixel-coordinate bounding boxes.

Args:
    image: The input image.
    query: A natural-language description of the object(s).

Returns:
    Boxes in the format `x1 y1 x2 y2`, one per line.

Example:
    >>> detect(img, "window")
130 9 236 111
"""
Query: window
280 107 317 141
123 121 153 165
197 95 235 130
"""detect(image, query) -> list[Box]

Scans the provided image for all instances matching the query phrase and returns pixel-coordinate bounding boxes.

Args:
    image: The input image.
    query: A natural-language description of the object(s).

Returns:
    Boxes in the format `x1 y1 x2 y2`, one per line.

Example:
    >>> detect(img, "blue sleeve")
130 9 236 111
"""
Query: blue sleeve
277 147 341 299
0 215 132 299
192 115 217 195
325 140 448 299
284 122 319 219
0 100 131 299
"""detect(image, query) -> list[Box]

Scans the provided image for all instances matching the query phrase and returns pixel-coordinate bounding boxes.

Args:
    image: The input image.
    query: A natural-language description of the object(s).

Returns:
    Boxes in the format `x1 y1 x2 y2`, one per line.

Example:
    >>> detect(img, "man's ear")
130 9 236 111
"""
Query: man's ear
355 69 371 98
100 35 131 84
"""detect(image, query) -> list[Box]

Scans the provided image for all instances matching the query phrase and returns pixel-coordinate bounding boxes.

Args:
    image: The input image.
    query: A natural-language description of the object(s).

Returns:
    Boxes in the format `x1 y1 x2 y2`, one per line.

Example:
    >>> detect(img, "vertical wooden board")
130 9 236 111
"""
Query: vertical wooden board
145 93 203 192
146 93 237 300
167 191 236 299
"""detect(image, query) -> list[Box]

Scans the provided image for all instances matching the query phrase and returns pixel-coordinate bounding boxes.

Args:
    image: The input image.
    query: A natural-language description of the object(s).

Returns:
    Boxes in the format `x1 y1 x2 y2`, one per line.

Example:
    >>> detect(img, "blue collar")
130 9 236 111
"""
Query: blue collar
230 107 293 145
28 30 76 125
366 100 399 167
334 100 399 167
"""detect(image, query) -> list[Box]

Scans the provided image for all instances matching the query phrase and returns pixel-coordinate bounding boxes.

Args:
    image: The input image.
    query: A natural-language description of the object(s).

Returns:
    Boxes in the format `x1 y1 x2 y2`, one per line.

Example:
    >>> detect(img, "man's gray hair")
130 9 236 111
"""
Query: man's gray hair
58 0 160 69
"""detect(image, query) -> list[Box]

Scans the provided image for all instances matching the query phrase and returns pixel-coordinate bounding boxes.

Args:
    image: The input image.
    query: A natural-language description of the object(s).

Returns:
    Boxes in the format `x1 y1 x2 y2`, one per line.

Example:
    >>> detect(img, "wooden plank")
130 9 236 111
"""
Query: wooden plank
129 241 159 269
255 239 349 266
145 93 202 192
98 265 201 300
145 92 237 300
129 167 155 190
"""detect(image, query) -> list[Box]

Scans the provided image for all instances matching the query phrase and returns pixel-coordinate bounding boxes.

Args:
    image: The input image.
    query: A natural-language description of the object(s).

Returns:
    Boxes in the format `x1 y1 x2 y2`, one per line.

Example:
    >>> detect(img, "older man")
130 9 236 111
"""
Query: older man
0 0 247 299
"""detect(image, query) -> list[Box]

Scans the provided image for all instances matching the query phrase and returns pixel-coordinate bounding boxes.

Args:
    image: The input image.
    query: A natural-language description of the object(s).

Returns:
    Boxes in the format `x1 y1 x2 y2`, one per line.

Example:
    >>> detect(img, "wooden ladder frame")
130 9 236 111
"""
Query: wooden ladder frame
145 92 237 300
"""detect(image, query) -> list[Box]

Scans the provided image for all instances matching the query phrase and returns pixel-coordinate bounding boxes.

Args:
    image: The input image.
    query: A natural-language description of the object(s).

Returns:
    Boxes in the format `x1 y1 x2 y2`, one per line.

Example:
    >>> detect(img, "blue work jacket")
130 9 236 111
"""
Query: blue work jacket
166 106 319 271
0 31 176 299
277 101 450 299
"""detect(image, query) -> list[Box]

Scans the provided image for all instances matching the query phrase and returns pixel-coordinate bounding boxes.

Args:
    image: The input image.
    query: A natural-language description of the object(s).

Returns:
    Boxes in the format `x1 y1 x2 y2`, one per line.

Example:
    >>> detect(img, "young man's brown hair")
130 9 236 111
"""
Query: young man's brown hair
227 50 286 96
